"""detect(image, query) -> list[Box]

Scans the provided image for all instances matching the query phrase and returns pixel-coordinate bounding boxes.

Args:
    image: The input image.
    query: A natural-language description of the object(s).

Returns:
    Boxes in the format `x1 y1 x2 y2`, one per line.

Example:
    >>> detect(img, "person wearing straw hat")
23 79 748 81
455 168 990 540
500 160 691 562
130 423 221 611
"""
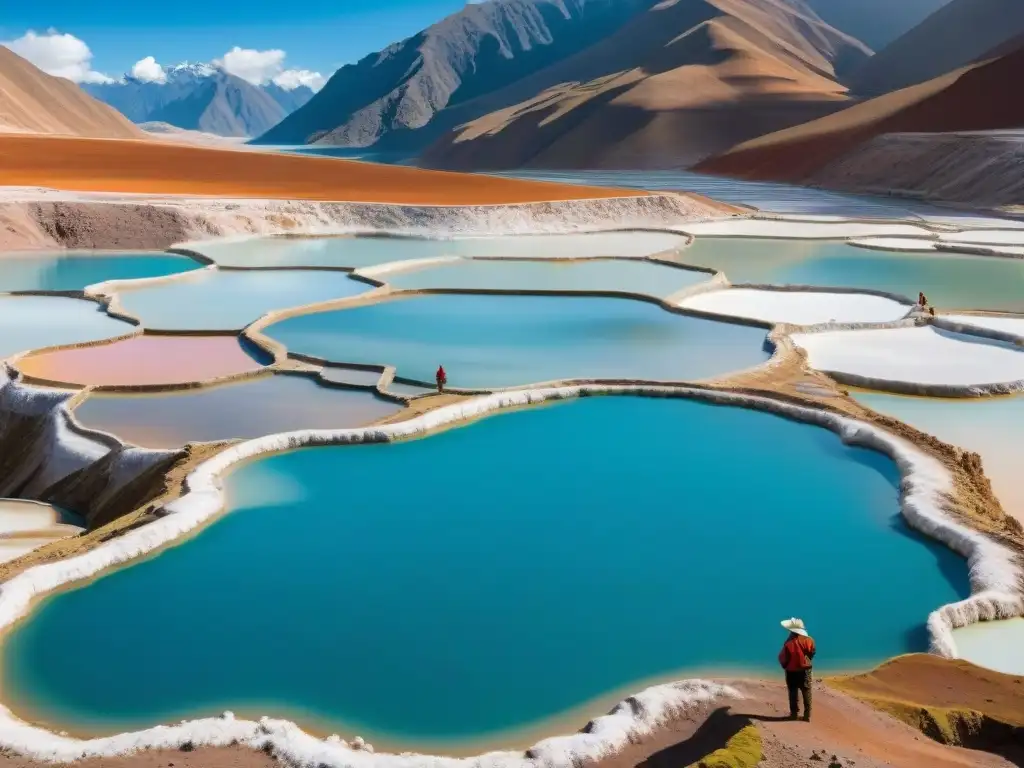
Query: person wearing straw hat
779 617 816 721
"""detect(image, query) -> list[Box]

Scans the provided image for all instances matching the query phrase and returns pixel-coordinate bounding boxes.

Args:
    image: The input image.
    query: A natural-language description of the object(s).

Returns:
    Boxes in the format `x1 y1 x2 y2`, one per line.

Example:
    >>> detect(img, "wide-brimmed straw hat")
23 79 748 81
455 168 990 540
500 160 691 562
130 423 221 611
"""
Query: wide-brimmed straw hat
781 617 808 637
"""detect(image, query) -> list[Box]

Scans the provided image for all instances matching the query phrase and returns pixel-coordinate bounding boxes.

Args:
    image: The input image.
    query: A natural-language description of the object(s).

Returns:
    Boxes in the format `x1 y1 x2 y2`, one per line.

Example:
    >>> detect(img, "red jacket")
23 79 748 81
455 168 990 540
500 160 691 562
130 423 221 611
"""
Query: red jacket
779 635 816 671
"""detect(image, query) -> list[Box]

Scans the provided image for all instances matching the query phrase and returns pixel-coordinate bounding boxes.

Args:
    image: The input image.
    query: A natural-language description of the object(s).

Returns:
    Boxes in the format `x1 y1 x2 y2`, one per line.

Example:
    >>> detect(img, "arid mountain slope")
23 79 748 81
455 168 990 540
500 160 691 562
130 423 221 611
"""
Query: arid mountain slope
0 47 144 139
421 0 871 171
696 41 1024 183
256 0 650 147
847 0 1024 96
802 0 953 51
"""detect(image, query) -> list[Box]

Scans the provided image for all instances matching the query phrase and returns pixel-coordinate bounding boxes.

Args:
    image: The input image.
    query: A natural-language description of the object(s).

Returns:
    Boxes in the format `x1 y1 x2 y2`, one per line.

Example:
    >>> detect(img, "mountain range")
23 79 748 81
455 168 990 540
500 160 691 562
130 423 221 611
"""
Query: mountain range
256 0 652 148
256 0 883 164
420 0 873 170
697 35 1024 182
4 0 1021 185
84 64 316 138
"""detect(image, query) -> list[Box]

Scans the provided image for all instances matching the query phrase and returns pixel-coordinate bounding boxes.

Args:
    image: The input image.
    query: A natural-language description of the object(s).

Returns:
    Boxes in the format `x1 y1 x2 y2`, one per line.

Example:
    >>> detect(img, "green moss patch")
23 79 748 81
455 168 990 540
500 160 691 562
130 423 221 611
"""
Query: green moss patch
687 724 762 768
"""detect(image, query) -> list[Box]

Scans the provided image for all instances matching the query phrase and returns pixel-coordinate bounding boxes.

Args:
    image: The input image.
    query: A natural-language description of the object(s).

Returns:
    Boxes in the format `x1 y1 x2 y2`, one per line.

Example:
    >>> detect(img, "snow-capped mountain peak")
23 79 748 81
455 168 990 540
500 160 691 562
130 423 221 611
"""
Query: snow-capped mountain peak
167 61 218 79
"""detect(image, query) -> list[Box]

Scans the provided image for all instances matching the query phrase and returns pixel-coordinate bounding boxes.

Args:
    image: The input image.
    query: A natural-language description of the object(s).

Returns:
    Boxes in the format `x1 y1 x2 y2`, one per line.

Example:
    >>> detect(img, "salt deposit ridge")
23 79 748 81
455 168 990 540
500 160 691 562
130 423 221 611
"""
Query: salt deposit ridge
0 190 1023 761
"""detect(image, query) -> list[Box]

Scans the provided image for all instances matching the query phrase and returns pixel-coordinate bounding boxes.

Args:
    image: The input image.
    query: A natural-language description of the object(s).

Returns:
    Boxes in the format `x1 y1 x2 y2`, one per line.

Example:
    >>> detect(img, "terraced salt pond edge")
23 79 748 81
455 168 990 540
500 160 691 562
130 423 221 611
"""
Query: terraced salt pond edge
71 373 404 448
0 382 1018 763
181 231 694 270
792 322 1024 396
255 293 774 390
677 287 912 326
0 296 138 365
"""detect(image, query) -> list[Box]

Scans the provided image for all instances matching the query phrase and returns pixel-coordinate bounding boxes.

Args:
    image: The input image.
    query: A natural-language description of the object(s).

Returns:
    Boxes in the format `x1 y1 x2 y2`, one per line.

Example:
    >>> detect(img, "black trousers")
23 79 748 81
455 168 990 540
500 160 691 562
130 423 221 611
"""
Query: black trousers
785 669 812 717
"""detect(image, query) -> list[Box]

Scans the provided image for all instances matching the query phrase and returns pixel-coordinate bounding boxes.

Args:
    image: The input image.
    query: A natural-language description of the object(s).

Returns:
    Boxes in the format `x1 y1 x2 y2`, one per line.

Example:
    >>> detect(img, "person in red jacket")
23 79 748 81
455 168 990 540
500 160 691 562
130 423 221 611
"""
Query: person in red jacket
435 365 447 393
779 617 816 721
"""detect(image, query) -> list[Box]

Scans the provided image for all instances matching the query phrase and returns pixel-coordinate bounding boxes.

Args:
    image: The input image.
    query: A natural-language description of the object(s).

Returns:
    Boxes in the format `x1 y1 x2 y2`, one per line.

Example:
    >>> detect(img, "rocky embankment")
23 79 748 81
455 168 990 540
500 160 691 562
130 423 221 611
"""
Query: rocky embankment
808 131 1024 209
0 192 733 252
0 367 222 580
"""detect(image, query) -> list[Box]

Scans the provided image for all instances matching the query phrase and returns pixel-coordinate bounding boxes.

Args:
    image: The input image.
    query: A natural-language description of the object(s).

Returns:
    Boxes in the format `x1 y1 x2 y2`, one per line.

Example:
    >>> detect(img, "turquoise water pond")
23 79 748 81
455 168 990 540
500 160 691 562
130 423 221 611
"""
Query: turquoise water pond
0 252 199 293
385 259 708 298
115 269 370 330
196 233 688 269
671 239 1024 311
263 294 770 387
0 296 132 360
4 397 968 742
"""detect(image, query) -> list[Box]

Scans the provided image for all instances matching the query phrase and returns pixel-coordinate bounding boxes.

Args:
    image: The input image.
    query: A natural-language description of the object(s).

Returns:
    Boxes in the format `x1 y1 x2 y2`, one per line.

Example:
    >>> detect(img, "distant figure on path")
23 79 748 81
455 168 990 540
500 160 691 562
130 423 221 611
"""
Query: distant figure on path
436 365 447 393
779 617 816 721
918 291 928 307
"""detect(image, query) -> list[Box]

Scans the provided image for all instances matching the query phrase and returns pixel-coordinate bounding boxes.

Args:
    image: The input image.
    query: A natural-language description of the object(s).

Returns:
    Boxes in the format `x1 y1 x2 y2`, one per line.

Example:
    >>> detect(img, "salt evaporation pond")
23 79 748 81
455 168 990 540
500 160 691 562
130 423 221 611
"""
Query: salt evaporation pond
73 374 402 448
0 296 132 361
854 392 1024 524
115 269 370 331
264 294 770 388
17 334 266 387
383 258 708 298
0 251 199 292
670 239 1024 311
0 500 84 565
195 232 688 269
953 619 1024 676
3 397 968 742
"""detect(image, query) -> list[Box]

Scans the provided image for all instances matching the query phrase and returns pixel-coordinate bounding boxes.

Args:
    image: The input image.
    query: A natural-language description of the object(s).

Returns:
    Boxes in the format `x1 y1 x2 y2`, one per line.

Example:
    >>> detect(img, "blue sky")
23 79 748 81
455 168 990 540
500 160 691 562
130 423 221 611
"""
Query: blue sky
1 0 468 86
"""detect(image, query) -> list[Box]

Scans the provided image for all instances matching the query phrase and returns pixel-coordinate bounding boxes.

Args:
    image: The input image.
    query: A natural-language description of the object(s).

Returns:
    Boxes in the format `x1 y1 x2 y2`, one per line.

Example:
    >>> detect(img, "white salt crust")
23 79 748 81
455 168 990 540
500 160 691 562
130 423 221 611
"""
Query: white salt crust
0 368 177 503
847 237 937 252
677 288 911 326
679 218 935 240
937 315 1024 344
791 325 1024 396
354 256 464 280
848 237 1024 259
938 230 1024 246
0 384 1019 763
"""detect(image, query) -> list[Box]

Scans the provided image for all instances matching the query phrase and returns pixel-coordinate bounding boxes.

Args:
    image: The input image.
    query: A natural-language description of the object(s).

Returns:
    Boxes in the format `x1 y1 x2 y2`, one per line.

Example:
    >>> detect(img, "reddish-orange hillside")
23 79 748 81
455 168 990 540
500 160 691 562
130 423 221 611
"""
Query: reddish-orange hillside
0 134 628 204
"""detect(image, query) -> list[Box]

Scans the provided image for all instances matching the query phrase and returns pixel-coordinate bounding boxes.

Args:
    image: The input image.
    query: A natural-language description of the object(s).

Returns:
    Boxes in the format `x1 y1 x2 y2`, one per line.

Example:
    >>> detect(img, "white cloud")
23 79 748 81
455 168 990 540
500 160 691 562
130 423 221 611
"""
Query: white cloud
214 46 324 91
272 68 326 92
214 46 285 85
1 29 112 84
130 55 166 83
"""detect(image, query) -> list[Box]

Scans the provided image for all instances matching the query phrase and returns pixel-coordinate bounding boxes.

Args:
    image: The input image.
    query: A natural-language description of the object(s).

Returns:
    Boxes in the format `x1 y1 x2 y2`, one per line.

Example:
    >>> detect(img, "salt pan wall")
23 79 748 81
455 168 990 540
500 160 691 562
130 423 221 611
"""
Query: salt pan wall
0 367 181 527
2 193 724 252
